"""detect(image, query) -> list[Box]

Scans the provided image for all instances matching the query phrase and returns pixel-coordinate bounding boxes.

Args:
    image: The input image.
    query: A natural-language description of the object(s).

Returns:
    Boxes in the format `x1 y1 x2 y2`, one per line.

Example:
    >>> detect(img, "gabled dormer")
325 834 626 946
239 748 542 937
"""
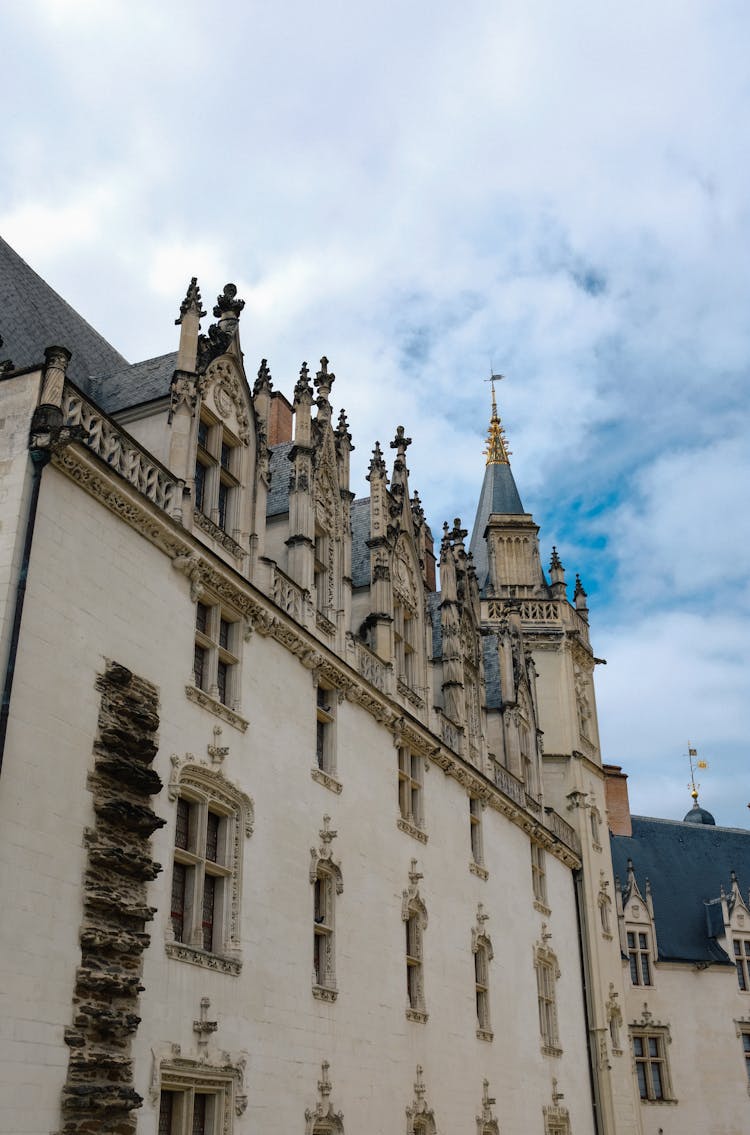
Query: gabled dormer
617 859 657 988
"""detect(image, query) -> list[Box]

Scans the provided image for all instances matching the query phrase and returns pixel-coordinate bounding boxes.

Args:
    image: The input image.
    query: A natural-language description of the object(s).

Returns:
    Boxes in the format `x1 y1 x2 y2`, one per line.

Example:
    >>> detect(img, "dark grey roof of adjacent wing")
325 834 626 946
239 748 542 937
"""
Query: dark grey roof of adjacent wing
610 815 750 965
482 634 502 709
96 352 178 414
267 443 294 517
0 235 129 391
351 498 371 587
426 591 442 658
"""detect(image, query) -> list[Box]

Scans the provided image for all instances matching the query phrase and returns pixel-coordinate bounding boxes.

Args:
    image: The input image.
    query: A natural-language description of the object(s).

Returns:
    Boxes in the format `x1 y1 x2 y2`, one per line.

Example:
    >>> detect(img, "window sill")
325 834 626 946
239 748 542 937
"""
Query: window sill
639 1098 678 1106
534 900 552 916
316 611 337 636
397 817 428 844
193 509 244 559
185 684 248 732
311 767 343 795
165 940 242 975
469 861 489 880
476 1027 494 1042
312 984 338 1003
406 1008 429 1024
541 1044 563 1058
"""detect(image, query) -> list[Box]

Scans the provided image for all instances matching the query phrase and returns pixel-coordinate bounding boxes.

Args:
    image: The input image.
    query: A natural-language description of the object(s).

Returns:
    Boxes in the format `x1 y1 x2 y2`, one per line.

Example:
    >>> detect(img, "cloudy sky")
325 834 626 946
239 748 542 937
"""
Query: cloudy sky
3 0 748 826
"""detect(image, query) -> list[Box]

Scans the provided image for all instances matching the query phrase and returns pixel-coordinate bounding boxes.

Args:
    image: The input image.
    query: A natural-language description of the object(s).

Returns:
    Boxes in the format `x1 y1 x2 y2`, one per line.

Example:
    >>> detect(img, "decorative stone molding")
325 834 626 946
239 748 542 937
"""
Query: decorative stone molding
185 683 249 732
543 1079 570 1134
476 1079 500 1134
164 942 242 975
203 358 251 444
309 815 344 892
193 508 244 559
58 661 164 1135
150 1041 248 1131
469 860 489 880
406 1065 437 1134
311 766 343 794
305 1061 344 1134
397 816 429 843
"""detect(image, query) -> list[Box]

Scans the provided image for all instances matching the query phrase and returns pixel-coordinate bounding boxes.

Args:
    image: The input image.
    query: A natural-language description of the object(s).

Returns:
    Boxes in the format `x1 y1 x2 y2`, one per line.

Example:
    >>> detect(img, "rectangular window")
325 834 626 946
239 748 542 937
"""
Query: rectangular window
536 957 559 1050
742 1029 750 1082
313 872 335 990
170 797 232 956
469 796 483 865
194 413 240 533
531 843 548 907
632 1030 672 1101
158 1085 224 1135
475 945 491 1033
398 747 423 829
734 938 750 991
314 529 329 614
394 603 417 688
315 684 336 775
627 930 652 986
406 914 423 1010
193 601 239 708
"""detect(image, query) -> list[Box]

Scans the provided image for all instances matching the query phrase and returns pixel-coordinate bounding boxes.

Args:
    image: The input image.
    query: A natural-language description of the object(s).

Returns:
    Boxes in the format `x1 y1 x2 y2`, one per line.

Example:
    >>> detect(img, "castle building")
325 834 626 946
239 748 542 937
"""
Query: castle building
0 235 747 1134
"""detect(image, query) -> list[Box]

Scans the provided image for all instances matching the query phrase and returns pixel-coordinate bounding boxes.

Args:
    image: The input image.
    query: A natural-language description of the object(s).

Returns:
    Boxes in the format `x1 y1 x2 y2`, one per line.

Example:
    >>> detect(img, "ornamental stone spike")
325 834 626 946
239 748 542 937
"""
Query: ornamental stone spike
175 277 206 325
213 282 245 320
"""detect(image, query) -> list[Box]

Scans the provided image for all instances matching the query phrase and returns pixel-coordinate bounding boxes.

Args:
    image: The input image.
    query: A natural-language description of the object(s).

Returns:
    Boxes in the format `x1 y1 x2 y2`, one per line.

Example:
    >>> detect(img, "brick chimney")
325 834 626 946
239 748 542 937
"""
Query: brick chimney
268 390 293 445
603 764 632 837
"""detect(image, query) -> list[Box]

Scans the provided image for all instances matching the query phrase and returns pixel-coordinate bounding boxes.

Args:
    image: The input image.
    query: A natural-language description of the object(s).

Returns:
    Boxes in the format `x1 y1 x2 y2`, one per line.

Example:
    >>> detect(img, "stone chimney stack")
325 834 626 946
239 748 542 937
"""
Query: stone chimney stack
604 764 632 837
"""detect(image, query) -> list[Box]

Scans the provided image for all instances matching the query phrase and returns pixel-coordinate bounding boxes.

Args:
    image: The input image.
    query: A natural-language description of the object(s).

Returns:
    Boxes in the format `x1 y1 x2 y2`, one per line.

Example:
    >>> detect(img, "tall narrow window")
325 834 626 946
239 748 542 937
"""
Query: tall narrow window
734 937 750 991
193 601 239 708
741 1028 750 1083
406 913 423 1014
313 869 336 993
314 527 329 614
535 942 561 1055
475 941 492 1038
631 1030 673 1101
194 412 240 534
531 843 548 909
469 796 483 867
398 747 423 830
627 930 653 986
315 684 336 776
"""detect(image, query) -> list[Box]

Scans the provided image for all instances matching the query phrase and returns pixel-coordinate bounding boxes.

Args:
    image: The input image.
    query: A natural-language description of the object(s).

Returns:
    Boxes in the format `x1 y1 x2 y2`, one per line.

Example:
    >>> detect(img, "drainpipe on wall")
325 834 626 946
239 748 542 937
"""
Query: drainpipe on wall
0 347 82 776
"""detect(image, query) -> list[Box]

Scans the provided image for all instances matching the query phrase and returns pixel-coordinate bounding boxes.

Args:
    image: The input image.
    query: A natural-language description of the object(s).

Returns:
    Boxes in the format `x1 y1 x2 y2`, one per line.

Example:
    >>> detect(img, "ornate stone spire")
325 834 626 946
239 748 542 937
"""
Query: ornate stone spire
367 441 387 481
175 277 206 325
213 282 245 320
253 358 273 397
315 356 335 424
484 377 512 465
294 361 313 403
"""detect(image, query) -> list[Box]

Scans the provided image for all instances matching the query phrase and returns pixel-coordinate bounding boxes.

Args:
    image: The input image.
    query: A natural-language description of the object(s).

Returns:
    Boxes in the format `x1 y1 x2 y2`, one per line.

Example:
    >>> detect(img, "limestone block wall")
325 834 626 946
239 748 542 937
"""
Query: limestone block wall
1 464 596 1135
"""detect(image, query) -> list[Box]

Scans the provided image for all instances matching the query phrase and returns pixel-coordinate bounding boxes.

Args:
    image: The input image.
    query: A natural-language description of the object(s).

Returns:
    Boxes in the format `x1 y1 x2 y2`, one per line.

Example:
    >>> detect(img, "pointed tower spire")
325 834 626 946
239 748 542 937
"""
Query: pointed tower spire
484 376 512 465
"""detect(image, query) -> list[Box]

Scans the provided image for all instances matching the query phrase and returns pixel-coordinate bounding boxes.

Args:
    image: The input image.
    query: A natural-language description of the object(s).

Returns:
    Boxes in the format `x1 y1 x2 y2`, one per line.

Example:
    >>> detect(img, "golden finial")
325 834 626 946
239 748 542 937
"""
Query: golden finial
686 742 708 804
483 373 511 465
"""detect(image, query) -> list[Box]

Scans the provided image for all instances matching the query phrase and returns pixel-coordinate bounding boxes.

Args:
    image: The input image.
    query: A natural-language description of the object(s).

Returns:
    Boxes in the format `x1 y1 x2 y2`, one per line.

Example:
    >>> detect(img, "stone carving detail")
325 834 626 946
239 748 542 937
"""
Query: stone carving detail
151 1043 248 1131
204 359 251 445
62 386 183 515
57 661 164 1135
193 508 244 559
406 1065 437 1134
309 815 344 892
272 565 309 621
476 1078 500 1135
355 639 390 692
305 1060 345 1134
543 1079 570 1134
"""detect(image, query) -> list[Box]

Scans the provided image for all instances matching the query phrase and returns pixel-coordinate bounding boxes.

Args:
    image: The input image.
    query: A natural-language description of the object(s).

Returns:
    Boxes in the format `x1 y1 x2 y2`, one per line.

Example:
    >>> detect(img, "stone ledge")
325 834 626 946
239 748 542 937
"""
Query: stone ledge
397 817 428 844
312 984 338 1003
311 767 343 795
406 1008 428 1024
469 860 489 880
165 940 242 976
185 684 248 732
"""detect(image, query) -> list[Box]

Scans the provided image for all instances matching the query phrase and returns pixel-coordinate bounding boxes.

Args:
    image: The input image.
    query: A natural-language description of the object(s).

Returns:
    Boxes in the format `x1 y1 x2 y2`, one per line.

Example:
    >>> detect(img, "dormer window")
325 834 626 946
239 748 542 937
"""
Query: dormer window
194 412 240 533
627 930 652 986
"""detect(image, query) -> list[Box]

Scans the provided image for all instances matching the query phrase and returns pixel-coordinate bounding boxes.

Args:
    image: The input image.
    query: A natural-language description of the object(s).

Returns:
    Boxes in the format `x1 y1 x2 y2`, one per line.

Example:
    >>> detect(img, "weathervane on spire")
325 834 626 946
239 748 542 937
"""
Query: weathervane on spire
482 370 511 465
686 742 708 805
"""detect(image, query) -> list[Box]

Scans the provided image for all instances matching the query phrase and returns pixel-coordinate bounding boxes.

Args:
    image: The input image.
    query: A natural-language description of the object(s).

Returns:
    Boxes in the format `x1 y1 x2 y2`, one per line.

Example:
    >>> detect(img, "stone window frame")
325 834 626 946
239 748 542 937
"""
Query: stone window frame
469 794 488 878
403 861 429 1023
534 934 562 1056
312 675 342 794
630 1024 675 1103
166 759 254 975
154 1052 247 1135
397 743 427 843
627 928 653 987
194 407 242 536
472 906 494 1041
192 598 242 712
310 816 343 1002
531 841 550 914
736 1020 750 1094
734 935 750 992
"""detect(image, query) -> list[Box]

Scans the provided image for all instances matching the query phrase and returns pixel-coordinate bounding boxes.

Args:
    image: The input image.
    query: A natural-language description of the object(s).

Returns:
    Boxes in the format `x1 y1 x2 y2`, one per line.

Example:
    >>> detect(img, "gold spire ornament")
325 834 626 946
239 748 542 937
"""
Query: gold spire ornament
483 374 512 466
687 743 709 804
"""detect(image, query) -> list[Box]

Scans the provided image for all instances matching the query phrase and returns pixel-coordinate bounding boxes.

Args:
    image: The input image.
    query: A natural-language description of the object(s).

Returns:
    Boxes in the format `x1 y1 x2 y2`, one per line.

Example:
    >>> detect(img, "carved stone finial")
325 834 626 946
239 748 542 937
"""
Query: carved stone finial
318 1060 332 1099
367 440 387 479
175 277 206 324
295 361 313 401
213 282 245 320
574 574 587 599
193 996 218 1051
319 814 338 845
408 858 423 886
207 725 229 764
390 424 412 454
254 358 273 396
414 1065 426 1101
550 546 563 570
335 407 352 447
552 1078 565 1104
315 356 335 391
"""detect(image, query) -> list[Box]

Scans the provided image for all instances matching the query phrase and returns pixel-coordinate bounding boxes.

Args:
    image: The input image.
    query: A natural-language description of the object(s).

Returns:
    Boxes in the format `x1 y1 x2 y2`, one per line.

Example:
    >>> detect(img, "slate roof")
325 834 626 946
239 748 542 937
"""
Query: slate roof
267 443 294 517
610 815 750 965
95 352 178 415
350 497 371 587
482 633 502 709
469 460 525 591
0 235 128 392
426 591 442 658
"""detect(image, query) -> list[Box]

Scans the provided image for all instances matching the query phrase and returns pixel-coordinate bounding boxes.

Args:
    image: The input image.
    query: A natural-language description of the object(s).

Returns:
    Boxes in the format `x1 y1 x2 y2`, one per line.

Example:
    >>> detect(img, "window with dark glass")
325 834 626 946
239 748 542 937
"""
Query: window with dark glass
632 1031 672 1101
734 937 750 991
194 413 240 534
193 602 238 708
627 930 652 986
169 797 231 956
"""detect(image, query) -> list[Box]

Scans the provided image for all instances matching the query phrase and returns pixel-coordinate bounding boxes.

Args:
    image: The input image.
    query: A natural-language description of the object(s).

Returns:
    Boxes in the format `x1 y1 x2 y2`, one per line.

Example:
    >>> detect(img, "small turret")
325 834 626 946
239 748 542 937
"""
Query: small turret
293 362 314 448
549 546 567 600
574 574 589 620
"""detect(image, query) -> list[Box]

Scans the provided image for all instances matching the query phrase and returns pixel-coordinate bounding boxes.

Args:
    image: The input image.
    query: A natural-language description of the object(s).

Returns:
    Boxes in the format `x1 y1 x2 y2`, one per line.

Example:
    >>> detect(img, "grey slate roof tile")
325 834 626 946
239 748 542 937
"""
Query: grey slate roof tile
469 461 525 592
96 352 178 414
610 815 750 965
0 235 128 392
267 443 294 517
350 497 371 587
426 591 442 659
482 634 502 709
